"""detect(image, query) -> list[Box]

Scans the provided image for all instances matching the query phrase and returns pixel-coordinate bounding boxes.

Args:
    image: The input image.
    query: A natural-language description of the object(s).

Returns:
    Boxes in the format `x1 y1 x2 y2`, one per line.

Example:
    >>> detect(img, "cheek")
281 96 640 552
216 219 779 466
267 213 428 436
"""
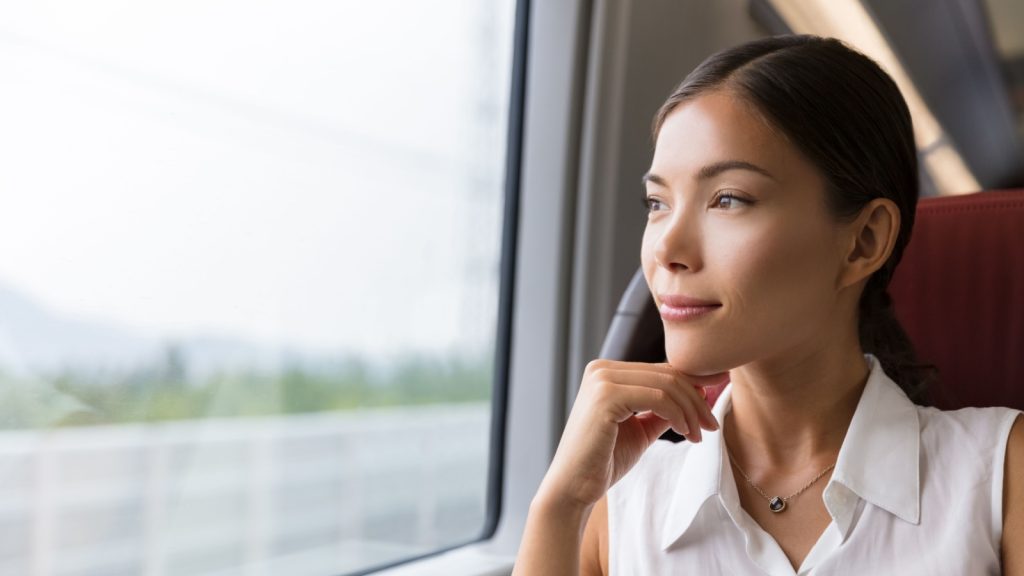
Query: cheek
644 214 841 372
717 221 839 334
640 225 657 286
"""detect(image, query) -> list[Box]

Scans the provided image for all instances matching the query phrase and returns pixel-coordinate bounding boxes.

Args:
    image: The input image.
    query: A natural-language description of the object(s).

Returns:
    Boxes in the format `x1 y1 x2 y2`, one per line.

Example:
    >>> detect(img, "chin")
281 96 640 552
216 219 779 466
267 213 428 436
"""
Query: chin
663 335 736 377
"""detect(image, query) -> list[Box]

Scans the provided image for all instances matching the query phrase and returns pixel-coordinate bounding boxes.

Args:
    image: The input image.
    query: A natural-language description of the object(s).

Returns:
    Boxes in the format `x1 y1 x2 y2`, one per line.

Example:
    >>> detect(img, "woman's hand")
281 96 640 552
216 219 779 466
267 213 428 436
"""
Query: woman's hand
535 359 728 511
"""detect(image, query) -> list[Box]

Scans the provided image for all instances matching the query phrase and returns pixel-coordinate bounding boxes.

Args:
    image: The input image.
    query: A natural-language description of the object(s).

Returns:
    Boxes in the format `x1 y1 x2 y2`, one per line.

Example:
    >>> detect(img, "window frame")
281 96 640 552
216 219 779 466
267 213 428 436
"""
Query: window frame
370 0 595 573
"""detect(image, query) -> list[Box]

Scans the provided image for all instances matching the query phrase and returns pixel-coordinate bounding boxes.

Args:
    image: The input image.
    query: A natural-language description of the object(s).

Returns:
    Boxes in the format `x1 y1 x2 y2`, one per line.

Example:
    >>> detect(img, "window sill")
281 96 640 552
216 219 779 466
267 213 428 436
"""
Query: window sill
373 542 515 576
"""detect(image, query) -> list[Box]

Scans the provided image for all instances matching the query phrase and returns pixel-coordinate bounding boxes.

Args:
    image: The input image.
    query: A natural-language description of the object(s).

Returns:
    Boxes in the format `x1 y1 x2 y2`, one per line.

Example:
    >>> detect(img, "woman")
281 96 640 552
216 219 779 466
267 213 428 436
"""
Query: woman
513 35 1023 575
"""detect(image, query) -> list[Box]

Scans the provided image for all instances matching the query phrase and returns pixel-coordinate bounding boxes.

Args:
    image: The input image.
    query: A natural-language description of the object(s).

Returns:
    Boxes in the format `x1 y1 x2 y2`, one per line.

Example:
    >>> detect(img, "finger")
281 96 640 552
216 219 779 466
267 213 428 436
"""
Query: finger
588 359 727 388
599 367 720 432
670 391 704 443
633 411 674 444
638 362 729 412
638 361 731 387
607 384 691 439
693 388 720 432
668 369 725 431
622 386 704 445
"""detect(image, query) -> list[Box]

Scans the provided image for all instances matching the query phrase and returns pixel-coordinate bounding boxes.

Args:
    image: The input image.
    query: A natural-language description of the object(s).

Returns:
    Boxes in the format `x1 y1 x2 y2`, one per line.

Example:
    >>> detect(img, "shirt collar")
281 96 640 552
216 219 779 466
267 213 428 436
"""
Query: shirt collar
660 353 921 552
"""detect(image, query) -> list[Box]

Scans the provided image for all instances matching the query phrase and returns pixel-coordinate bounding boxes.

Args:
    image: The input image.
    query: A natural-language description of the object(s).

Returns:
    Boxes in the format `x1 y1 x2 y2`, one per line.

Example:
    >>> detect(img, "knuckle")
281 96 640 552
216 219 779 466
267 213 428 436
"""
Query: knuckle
583 359 607 376
652 387 669 404
590 377 614 401
581 367 609 391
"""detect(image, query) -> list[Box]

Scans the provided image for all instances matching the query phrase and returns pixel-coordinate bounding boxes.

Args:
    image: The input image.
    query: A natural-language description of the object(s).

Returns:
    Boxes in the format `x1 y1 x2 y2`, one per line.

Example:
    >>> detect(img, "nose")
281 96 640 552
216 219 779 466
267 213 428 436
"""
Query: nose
653 207 702 272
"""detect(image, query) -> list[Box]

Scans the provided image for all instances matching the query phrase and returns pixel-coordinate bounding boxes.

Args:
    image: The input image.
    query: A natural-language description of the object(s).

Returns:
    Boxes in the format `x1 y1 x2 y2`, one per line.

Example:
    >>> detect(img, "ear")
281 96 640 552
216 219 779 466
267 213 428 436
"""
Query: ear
837 198 901 290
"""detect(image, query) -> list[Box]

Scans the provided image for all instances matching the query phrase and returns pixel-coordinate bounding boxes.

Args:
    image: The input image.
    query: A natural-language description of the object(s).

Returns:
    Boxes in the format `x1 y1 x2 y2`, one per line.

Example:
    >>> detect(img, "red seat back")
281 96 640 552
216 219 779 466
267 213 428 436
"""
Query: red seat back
889 189 1024 409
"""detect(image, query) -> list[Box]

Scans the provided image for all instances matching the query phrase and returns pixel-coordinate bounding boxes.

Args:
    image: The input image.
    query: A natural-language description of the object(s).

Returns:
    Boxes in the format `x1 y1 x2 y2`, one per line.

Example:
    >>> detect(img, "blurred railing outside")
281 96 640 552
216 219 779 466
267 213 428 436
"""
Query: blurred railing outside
0 403 490 576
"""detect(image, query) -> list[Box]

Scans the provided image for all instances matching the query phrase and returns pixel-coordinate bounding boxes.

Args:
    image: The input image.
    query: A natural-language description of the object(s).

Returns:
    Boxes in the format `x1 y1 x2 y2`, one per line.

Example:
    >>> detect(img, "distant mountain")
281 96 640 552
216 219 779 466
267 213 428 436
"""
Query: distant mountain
0 282 310 381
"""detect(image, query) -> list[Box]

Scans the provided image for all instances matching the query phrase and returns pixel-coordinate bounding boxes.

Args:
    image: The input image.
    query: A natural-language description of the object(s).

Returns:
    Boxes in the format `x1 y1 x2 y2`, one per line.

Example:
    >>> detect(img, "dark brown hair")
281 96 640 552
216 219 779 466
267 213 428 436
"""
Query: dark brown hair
653 34 935 403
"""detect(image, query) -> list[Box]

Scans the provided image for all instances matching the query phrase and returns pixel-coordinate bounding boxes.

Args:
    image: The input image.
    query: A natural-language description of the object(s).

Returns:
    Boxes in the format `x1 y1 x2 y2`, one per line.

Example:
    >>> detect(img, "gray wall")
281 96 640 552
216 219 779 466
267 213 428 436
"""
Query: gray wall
566 0 767 412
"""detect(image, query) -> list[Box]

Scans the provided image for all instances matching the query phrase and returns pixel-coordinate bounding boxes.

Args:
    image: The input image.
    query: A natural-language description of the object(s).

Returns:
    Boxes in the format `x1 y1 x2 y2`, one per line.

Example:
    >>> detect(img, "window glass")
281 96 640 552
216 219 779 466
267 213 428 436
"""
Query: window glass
0 1 516 574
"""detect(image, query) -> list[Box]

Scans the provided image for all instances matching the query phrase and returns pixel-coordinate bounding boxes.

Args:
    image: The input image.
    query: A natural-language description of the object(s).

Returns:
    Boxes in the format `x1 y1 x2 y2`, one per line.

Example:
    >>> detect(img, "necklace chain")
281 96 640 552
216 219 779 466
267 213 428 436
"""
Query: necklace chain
724 441 836 509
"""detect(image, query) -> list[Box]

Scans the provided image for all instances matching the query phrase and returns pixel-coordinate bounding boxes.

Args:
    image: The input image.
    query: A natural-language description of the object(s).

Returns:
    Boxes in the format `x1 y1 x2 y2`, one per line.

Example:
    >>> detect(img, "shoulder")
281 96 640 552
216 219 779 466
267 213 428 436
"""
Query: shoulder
1006 411 1024 480
1001 411 1024 462
913 405 1020 524
1003 413 1024 574
915 404 1020 453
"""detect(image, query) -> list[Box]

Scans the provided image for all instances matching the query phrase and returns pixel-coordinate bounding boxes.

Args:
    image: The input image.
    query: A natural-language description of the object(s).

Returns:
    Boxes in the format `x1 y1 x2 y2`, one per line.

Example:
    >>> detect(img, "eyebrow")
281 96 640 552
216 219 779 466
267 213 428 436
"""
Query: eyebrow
642 160 777 187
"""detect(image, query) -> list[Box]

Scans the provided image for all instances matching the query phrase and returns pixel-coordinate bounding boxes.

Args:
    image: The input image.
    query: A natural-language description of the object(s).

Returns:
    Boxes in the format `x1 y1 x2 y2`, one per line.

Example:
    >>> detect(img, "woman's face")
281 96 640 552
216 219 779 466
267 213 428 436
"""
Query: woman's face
641 91 850 376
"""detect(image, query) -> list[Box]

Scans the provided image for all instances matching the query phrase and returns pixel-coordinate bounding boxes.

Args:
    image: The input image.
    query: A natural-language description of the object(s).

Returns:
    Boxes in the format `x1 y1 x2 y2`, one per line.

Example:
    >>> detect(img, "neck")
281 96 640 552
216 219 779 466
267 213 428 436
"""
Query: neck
722 343 871 474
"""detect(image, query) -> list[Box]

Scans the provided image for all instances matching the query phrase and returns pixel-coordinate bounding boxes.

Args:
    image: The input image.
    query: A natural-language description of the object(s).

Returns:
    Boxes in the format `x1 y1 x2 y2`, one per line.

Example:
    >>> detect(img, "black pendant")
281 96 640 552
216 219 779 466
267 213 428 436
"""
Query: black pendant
769 496 786 513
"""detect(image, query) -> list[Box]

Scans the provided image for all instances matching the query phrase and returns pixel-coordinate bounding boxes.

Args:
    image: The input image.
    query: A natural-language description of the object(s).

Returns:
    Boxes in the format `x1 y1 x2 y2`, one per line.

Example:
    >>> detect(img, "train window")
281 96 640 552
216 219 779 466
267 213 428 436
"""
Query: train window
0 1 517 575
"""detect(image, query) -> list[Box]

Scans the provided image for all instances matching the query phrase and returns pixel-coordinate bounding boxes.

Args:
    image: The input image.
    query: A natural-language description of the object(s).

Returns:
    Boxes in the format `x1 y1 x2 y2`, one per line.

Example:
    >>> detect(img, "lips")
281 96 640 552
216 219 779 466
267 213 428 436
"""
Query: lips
658 294 720 307
657 293 721 322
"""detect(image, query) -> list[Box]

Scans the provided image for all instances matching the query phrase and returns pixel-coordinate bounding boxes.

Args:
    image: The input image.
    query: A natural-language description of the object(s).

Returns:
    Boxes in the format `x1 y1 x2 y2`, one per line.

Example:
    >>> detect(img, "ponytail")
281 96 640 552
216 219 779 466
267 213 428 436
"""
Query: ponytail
858 271 936 405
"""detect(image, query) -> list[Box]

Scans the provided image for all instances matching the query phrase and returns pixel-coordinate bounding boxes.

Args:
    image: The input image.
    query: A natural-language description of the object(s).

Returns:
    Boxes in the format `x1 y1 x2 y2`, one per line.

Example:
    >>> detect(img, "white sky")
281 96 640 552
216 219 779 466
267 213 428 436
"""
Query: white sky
0 1 515 360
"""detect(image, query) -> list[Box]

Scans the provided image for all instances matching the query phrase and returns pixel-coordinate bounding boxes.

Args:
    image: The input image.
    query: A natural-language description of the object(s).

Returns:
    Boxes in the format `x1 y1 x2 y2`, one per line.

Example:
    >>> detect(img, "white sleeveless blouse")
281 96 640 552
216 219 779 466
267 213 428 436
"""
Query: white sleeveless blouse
607 354 1021 575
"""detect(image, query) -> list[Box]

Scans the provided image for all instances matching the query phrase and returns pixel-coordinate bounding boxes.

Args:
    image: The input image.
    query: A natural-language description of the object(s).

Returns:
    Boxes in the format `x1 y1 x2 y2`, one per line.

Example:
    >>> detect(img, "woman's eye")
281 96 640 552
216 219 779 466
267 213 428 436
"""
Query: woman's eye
644 193 750 213
711 192 750 209
643 196 665 212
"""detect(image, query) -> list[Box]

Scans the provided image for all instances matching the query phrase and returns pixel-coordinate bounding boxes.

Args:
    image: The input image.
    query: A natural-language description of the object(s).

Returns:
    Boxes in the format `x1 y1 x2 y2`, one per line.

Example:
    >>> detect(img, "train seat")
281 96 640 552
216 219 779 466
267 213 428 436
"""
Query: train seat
888 188 1024 410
